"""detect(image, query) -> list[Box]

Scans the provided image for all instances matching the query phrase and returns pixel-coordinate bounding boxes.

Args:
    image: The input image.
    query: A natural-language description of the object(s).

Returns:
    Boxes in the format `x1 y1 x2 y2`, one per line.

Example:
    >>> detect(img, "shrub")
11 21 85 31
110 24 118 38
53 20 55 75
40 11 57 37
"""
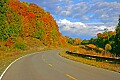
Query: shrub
86 44 97 49
14 43 27 50
5 47 11 52
105 44 112 52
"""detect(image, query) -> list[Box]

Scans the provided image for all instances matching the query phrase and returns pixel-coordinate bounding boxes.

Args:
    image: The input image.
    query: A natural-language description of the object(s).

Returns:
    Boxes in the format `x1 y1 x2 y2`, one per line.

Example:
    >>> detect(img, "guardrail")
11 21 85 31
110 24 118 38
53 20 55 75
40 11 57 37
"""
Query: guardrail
66 51 120 64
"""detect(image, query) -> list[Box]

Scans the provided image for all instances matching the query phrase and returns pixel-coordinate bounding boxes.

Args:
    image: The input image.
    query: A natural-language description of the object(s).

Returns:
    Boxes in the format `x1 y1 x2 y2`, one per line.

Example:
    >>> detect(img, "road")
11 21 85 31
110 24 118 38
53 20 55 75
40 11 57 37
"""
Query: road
1 50 120 80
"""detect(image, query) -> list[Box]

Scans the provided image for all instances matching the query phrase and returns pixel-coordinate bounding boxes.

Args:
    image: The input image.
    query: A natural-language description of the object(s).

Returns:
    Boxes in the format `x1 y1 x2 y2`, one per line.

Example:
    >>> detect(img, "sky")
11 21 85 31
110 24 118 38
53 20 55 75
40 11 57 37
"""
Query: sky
20 0 120 39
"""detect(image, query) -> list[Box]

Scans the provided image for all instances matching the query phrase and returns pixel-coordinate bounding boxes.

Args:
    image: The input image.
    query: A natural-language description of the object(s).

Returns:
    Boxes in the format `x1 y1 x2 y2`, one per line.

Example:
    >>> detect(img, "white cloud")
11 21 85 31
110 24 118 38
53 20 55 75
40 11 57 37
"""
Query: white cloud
55 2 88 18
57 19 115 39
20 0 120 39
86 22 104 25
29 0 120 27
55 1 120 26
60 11 71 16
59 0 72 3
88 2 120 24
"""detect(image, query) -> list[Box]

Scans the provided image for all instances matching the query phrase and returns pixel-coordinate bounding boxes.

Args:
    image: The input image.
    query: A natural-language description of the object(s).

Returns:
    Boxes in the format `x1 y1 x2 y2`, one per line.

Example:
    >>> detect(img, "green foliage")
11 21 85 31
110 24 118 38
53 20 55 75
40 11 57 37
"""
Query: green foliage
14 43 27 50
5 47 11 52
0 0 9 41
89 30 117 55
67 38 81 45
116 24 120 39
0 5 22 41
0 0 67 52
52 26 57 41
105 44 112 52
34 28 45 40
114 20 120 54
81 39 89 45
0 0 9 13
67 38 74 45
22 2 29 8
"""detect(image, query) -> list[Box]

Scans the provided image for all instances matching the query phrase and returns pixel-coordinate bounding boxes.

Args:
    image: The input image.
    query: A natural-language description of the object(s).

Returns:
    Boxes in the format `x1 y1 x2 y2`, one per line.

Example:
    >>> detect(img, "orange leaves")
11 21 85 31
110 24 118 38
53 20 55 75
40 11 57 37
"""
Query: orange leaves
69 46 79 52
5 0 67 47
97 31 116 39
41 17 49 25
9 0 19 10
97 33 107 39
9 0 27 13
27 12 36 18
5 37 14 47
40 16 54 26
97 33 102 37
22 14 36 37
86 44 97 49
73 38 82 45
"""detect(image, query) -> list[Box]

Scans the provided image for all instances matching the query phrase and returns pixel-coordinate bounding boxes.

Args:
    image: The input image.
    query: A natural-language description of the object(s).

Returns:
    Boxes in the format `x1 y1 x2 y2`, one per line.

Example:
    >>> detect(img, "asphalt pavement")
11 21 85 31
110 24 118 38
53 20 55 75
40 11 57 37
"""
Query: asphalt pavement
1 50 120 80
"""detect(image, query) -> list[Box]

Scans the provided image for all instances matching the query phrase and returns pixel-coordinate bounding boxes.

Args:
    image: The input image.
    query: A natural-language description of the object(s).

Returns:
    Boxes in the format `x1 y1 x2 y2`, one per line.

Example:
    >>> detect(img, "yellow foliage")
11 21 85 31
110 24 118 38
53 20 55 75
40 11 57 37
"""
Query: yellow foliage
98 48 104 52
86 44 97 49
69 45 113 58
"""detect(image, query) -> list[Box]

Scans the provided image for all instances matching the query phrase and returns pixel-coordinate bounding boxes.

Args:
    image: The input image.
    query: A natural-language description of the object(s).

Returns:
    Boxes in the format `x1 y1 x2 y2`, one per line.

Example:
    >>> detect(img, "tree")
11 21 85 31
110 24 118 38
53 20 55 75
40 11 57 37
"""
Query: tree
114 15 120 55
81 39 89 45
0 0 67 49
119 15 120 23
116 15 120 41
67 38 74 45
105 44 112 52
0 0 9 41
73 38 82 45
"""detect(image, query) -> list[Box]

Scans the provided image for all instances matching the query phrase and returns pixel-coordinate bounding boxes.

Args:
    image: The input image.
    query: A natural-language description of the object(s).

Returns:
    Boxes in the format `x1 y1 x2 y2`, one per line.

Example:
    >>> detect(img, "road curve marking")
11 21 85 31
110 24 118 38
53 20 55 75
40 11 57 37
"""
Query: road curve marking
0 52 40 80
48 64 53 67
42 55 46 62
66 74 78 80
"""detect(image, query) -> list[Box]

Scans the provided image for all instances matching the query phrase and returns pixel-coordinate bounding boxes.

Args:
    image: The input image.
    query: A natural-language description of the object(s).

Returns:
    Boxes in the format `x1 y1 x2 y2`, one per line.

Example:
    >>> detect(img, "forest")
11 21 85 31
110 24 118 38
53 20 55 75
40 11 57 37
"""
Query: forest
0 0 120 56
1 0 120 56
0 0 69 53
80 20 120 56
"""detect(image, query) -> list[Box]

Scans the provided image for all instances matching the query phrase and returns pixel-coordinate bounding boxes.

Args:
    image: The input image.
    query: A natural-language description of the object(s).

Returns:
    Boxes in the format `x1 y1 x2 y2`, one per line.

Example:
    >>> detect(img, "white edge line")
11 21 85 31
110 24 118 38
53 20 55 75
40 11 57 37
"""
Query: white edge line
0 52 40 80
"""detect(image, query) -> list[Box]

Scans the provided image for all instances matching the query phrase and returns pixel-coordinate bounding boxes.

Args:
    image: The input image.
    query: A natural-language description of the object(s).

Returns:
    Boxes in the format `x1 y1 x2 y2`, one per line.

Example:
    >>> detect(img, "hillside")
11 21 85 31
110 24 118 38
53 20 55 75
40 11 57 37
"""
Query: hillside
0 0 68 53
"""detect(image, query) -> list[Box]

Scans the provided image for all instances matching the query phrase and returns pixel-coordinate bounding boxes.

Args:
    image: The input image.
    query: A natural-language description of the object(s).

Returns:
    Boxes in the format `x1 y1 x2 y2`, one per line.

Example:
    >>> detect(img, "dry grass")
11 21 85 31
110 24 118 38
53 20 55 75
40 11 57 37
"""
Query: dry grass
69 46 117 58
59 51 120 72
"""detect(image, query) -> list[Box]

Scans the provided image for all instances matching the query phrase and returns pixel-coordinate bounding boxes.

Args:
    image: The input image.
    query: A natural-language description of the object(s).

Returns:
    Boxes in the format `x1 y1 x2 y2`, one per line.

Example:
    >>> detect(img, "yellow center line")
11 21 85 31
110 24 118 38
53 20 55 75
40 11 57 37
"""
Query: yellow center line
48 64 53 67
66 74 78 80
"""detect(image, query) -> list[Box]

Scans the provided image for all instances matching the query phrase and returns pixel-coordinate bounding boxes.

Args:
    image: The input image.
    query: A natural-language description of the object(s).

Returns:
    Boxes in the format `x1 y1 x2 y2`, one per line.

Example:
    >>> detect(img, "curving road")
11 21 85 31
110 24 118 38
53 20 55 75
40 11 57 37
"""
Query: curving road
1 50 120 80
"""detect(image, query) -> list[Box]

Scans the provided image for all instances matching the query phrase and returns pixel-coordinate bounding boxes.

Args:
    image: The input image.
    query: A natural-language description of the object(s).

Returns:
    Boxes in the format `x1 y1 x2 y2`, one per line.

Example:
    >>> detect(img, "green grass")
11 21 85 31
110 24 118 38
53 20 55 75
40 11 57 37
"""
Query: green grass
14 43 27 50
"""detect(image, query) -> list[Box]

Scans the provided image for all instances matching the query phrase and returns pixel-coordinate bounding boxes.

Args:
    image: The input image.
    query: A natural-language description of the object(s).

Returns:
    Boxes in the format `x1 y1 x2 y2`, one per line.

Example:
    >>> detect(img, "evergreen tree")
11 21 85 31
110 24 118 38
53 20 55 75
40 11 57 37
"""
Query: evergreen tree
115 15 120 55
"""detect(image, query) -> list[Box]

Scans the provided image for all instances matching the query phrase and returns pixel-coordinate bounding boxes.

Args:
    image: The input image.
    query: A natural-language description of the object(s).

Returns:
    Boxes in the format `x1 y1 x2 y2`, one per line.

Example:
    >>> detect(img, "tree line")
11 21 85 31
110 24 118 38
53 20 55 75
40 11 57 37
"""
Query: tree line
0 0 68 52
81 17 120 56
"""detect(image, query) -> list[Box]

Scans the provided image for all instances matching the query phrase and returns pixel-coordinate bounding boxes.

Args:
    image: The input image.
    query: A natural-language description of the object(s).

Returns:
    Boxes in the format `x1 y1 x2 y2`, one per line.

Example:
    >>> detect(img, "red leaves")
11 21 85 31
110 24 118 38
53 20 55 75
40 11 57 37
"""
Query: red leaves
40 17 49 25
9 0 20 10
5 37 14 47
7 0 66 46
97 33 102 37
27 12 36 18
97 31 116 39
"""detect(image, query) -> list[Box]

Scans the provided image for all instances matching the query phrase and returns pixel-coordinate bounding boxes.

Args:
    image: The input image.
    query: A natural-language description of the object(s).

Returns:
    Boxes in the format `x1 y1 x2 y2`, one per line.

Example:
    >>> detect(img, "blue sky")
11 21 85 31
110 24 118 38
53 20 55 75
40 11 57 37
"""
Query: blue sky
20 0 120 39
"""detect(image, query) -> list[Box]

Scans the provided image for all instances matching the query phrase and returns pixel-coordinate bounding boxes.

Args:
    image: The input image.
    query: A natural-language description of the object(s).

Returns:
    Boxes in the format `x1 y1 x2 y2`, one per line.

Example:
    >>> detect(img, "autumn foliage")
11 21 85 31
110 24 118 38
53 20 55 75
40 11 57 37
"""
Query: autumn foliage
0 0 68 52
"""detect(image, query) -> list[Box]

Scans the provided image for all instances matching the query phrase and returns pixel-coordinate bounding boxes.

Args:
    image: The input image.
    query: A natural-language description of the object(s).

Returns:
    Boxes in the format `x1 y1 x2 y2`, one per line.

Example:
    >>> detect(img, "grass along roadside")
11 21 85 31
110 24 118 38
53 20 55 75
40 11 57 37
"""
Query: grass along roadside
0 46 50 76
59 51 120 72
